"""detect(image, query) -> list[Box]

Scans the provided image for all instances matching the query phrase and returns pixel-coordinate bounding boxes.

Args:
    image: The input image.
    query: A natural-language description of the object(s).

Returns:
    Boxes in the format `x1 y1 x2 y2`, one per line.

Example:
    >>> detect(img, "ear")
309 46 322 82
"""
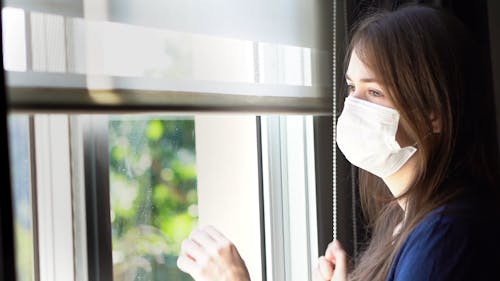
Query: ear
429 113 441 133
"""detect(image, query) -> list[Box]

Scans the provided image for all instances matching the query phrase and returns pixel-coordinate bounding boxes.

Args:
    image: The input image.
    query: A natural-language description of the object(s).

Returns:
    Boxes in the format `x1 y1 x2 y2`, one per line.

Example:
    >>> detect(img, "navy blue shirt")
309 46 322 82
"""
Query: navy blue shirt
386 194 500 281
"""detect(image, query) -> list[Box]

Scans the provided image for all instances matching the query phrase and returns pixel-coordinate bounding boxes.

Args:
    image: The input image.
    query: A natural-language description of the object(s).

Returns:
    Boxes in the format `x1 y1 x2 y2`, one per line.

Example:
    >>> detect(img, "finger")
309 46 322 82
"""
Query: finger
203 225 231 244
328 240 348 280
333 240 347 261
318 256 333 280
177 254 200 275
312 266 327 281
324 241 335 261
190 229 219 255
325 240 346 263
181 238 208 262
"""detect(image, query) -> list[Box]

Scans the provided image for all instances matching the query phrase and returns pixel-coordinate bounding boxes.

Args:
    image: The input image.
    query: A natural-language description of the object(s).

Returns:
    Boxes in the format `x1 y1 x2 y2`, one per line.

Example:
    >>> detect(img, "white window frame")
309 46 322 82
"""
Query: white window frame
261 115 319 281
33 114 75 281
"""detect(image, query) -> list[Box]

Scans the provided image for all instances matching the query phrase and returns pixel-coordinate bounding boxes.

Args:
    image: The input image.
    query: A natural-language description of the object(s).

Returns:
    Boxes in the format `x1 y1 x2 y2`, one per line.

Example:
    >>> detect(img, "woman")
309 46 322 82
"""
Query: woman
177 5 500 281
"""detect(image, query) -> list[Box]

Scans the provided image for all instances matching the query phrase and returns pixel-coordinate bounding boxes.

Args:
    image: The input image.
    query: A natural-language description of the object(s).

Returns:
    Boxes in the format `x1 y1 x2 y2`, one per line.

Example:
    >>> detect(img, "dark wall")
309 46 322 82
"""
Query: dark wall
488 0 500 154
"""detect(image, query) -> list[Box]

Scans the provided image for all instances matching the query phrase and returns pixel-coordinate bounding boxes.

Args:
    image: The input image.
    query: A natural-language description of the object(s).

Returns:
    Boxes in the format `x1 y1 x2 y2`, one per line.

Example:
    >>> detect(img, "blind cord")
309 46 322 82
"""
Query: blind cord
332 0 338 242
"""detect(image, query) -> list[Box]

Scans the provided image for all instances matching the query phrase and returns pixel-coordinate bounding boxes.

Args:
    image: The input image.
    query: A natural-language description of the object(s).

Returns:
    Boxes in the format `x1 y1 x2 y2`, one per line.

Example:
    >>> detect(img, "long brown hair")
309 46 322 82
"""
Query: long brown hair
346 5 500 281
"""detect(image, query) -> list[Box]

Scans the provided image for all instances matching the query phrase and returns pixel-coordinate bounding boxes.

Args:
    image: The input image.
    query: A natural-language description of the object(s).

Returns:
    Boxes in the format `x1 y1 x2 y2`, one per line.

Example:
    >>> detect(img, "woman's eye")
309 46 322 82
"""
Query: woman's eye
369 90 383 97
347 84 355 94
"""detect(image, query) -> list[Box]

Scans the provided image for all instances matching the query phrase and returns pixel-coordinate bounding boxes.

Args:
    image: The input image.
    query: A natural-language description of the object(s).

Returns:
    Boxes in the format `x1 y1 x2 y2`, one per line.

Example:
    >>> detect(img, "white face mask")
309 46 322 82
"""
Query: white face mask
336 96 417 178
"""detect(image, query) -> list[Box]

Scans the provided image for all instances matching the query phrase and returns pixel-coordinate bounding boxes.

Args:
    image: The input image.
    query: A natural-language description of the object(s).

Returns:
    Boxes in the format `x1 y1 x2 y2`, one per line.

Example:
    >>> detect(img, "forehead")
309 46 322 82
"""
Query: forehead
346 48 377 80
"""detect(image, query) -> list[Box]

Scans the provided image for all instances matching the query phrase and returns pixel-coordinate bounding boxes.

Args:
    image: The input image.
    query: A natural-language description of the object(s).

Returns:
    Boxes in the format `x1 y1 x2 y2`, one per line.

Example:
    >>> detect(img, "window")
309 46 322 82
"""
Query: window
2 1 341 281
72 114 267 281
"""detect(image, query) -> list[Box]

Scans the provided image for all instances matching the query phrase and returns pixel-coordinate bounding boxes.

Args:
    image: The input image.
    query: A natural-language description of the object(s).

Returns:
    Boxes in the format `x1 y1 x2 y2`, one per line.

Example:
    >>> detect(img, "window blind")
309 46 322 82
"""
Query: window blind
3 0 333 113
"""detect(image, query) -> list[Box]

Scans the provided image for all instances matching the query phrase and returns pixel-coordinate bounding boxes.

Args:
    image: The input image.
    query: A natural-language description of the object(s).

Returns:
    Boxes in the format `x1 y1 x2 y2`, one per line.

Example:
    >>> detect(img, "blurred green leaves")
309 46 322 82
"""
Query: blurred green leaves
147 120 164 141
109 117 197 281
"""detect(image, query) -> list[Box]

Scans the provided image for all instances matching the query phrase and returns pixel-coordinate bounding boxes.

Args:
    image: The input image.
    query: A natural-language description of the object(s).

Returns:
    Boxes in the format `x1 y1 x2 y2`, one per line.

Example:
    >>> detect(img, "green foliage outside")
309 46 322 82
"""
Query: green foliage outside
15 222 33 281
109 117 197 281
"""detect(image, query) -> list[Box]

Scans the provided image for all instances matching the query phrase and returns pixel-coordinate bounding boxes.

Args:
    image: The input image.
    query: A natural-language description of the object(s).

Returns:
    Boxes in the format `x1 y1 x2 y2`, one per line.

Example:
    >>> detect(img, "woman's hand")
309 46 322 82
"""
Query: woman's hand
312 240 348 281
177 225 251 281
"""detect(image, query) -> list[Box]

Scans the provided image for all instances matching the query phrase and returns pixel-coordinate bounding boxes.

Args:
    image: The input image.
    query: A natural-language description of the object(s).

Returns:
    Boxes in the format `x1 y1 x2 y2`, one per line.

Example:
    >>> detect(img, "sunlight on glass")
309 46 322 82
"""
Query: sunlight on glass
109 116 197 281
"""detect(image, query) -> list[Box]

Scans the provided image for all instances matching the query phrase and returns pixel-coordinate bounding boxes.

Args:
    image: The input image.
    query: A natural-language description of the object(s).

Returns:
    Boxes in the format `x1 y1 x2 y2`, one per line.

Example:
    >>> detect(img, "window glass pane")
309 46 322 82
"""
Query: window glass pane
109 116 197 281
8 115 35 281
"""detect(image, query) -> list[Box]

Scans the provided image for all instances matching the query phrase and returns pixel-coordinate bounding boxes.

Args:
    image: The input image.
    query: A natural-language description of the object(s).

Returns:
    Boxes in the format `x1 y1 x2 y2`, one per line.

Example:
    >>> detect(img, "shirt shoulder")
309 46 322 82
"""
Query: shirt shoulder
386 199 500 281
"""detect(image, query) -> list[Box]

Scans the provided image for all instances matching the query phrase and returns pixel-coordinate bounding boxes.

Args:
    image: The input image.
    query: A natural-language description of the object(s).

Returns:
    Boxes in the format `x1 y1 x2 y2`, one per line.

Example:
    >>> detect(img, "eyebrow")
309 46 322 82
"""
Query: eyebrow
345 74 378 83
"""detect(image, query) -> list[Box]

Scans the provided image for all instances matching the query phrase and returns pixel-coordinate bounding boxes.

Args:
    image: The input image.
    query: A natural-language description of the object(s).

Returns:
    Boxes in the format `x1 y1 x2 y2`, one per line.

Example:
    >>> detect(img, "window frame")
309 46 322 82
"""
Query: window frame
33 115 74 281
1 1 347 281
77 113 335 281
260 115 321 281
